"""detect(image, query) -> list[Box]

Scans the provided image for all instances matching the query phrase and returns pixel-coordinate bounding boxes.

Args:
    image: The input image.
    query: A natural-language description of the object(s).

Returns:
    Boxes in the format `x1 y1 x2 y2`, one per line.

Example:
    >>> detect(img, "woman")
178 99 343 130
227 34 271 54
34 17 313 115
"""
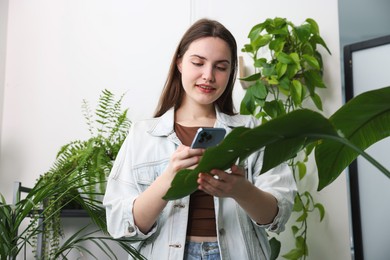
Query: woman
103 18 297 260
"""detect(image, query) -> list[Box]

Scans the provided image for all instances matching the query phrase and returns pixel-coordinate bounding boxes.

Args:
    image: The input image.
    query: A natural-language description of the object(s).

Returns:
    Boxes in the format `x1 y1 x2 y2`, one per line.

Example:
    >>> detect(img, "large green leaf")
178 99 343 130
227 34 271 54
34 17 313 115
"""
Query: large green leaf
163 109 338 200
260 109 337 173
316 86 390 190
164 87 390 199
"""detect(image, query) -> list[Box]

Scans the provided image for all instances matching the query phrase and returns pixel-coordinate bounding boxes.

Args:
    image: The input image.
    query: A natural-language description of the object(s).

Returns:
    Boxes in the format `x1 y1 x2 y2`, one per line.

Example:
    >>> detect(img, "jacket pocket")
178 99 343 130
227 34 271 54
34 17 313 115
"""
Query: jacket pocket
133 162 167 193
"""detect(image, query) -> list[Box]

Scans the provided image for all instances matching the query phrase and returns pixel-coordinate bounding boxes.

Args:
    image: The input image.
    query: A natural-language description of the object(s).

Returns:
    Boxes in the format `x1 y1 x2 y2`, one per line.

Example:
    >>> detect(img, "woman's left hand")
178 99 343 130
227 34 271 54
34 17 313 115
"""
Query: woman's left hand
197 164 248 198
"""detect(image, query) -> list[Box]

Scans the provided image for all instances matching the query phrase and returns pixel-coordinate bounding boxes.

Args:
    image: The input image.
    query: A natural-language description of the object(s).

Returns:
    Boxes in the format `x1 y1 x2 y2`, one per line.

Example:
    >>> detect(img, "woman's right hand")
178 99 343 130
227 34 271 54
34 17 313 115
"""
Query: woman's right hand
164 145 205 179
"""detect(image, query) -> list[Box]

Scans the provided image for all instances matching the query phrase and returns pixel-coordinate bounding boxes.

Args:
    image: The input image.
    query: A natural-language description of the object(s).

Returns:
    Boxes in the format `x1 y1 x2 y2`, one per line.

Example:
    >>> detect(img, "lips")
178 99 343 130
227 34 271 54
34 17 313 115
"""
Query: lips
196 84 215 93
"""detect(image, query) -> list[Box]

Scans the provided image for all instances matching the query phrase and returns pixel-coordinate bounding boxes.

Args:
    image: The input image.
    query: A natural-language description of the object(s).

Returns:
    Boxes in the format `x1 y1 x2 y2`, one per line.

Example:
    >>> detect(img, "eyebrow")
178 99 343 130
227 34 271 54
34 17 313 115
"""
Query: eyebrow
190 54 231 64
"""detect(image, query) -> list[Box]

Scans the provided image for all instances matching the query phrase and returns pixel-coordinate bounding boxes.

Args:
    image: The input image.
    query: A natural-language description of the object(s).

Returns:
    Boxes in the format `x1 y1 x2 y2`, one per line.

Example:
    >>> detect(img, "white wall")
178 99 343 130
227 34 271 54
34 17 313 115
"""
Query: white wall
0 0 191 195
0 0 9 151
0 1 350 259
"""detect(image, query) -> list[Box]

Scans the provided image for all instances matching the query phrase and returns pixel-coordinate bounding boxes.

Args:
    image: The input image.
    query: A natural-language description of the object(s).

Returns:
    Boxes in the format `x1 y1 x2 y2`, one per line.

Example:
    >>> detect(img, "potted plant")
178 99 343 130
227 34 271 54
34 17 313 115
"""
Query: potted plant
0 89 145 259
0 172 145 259
239 17 329 259
240 17 329 119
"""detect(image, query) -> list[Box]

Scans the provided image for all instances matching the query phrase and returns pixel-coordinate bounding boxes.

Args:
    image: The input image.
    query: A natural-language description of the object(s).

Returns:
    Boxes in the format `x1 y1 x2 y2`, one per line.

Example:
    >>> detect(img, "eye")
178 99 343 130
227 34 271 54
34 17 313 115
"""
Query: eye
191 62 203 67
216 66 227 71
215 65 228 71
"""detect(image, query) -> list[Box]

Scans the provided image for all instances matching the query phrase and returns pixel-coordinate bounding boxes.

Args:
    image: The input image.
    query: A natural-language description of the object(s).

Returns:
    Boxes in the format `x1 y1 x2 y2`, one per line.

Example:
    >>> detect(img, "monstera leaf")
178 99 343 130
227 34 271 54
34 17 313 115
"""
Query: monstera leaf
162 86 390 200
315 86 390 190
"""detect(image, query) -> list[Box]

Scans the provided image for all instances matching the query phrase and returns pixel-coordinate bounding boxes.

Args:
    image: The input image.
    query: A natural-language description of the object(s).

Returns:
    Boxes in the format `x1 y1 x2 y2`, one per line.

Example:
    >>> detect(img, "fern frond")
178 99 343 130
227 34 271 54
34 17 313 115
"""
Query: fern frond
82 99 95 136
108 109 131 144
96 89 115 135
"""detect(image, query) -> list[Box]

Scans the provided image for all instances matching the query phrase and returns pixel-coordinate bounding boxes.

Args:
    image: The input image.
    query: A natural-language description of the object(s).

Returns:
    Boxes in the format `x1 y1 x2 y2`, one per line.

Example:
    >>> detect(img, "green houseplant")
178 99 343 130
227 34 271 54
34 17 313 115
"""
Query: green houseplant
239 17 330 259
240 17 329 118
1 89 145 259
0 172 145 259
34 89 131 258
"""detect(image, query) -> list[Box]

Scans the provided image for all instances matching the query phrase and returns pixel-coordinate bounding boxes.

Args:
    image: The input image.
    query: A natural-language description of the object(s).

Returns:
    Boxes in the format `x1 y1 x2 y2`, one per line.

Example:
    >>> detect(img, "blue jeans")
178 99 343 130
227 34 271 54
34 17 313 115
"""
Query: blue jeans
183 241 221 260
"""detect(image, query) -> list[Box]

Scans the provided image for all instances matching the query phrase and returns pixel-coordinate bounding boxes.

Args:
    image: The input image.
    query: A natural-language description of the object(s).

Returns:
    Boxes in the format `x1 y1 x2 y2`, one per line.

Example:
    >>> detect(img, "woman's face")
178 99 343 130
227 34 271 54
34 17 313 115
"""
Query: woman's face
177 37 232 108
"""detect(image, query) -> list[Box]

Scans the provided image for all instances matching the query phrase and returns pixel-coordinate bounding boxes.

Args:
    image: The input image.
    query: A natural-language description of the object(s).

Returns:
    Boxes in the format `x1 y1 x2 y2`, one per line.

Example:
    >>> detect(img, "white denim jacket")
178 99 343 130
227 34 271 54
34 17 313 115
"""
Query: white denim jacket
103 107 297 260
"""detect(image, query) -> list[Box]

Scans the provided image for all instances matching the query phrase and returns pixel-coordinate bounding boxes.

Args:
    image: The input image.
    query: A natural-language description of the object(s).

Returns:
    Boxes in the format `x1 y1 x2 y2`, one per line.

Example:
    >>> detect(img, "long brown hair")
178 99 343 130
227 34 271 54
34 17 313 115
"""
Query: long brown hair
154 19 238 117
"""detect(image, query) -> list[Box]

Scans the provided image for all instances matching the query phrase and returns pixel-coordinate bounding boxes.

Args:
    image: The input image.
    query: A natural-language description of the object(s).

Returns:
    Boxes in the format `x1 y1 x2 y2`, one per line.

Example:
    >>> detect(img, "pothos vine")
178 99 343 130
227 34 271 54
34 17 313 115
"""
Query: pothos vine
240 17 330 260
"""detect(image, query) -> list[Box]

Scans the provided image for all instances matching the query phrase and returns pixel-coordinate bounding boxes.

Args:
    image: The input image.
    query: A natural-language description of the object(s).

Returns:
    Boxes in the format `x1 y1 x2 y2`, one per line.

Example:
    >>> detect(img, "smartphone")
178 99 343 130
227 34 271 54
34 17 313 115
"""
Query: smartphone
190 127 226 149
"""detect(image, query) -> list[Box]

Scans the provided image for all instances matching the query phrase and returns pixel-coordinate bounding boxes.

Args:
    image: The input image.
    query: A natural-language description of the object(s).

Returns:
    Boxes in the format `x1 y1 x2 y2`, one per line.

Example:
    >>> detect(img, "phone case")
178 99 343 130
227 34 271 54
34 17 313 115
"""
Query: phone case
190 128 226 148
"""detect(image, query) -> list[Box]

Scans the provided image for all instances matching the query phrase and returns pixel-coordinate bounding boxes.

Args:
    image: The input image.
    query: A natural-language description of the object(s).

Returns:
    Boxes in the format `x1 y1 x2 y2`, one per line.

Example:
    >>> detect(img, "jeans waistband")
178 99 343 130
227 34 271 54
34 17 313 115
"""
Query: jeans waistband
184 241 220 259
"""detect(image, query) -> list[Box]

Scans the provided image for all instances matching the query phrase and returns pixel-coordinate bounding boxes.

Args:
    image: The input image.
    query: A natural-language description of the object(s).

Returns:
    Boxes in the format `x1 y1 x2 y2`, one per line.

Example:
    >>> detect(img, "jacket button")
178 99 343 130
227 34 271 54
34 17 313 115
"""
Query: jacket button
219 228 225 236
270 223 278 231
128 226 135 233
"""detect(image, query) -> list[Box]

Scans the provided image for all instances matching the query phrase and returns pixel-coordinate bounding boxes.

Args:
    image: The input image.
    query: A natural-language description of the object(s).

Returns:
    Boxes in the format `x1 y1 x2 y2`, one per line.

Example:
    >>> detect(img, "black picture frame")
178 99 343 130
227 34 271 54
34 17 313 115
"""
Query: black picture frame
343 34 390 260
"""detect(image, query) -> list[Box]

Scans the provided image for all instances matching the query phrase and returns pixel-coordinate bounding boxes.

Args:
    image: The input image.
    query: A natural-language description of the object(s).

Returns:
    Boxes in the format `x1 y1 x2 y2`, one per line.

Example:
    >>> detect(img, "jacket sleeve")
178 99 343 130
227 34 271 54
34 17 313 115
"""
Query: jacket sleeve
246 116 297 233
252 158 297 233
103 127 158 240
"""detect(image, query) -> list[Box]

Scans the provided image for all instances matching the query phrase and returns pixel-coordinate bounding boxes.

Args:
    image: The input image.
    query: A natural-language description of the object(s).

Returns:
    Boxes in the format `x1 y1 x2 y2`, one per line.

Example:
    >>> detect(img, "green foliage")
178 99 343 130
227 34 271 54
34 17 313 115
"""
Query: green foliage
0 173 145 259
240 17 330 259
52 226 146 259
316 86 390 190
282 191 324 259
30 89 132 259
269 237 281 260
240 17 330 121
51 89 131 199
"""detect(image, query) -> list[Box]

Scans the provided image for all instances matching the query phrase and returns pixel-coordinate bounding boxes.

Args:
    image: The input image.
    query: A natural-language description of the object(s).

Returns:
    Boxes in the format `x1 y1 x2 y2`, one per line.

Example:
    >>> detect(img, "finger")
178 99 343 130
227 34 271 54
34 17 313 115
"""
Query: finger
190 147 206 153
230 164 245 176
180 146 204 159
197 173 221 195
176 144 186 151
199 173 226 191
169 147 204 172
172 147 201 164
210 169 230 182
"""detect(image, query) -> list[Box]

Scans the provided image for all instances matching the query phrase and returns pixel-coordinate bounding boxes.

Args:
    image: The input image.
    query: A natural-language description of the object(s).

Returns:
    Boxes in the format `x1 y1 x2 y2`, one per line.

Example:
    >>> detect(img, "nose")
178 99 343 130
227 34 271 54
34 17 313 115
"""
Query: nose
202 65 215 83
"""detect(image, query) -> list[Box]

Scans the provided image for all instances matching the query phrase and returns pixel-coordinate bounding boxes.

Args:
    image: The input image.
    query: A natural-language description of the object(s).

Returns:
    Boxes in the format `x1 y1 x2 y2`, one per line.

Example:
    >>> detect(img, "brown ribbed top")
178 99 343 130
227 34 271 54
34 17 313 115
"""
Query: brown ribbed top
174 123 217 237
